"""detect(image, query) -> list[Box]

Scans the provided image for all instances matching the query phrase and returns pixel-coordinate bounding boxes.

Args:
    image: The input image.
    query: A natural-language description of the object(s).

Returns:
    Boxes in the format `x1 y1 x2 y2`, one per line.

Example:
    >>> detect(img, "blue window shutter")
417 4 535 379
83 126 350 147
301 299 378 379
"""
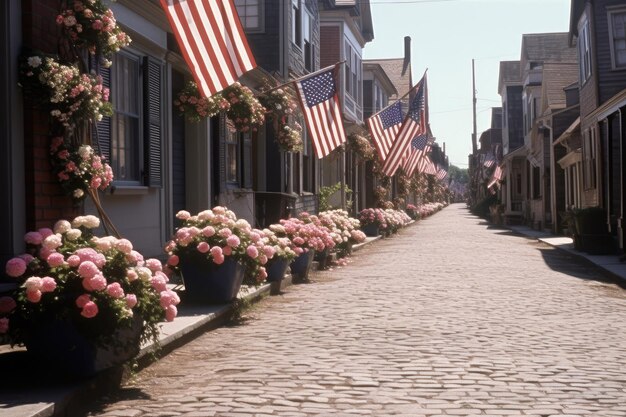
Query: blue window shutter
143 56 163 188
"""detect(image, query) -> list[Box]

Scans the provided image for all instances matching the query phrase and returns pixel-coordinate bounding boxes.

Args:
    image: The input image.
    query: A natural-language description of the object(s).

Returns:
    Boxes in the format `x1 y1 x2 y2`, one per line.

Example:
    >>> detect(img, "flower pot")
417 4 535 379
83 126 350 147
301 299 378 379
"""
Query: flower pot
290 250 315 281
361 223 379 237
24 316 142 379
315 248 331 270
265 257 290 283
179 256 245 304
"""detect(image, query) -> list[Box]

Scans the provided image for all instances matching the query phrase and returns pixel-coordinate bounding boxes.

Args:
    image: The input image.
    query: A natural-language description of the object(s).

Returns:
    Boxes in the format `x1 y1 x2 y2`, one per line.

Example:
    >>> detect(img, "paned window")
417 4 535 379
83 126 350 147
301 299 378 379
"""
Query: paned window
609 9 626 69
583 128 597 190
578 17 592 82
234 0 263 32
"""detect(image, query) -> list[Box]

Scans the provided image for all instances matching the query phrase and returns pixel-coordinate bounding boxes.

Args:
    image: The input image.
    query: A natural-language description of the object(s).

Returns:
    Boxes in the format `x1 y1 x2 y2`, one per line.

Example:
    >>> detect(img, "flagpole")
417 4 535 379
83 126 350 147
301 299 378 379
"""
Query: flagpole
258 61 347 96
370 68 428 118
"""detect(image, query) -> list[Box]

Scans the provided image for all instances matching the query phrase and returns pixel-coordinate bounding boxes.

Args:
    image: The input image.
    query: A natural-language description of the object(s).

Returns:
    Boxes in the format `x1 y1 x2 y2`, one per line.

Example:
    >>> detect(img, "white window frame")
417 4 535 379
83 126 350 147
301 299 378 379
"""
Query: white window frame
578 16 592 83
111 50 143 185
608 6 626 70
234 0 264 33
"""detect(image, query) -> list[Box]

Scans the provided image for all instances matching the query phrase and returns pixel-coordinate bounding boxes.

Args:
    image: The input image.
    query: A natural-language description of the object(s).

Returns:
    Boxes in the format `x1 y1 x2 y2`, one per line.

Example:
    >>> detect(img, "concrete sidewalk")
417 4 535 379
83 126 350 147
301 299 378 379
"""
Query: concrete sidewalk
506 224 626 284
1 235 383 417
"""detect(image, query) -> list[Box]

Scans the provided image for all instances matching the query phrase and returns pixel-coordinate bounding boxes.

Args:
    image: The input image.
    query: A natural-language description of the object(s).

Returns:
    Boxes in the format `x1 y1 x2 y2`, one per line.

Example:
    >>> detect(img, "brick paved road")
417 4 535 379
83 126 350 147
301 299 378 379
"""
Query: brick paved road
87 204 626 417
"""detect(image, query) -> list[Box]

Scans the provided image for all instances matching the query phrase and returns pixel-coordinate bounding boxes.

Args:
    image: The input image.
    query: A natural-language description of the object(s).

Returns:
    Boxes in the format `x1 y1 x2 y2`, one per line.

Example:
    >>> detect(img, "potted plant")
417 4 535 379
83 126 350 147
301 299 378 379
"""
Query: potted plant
358 208 386 237
165 207 272 303
1 215 179 378
260 227 297 295
405 204 420 221
315 210 365 259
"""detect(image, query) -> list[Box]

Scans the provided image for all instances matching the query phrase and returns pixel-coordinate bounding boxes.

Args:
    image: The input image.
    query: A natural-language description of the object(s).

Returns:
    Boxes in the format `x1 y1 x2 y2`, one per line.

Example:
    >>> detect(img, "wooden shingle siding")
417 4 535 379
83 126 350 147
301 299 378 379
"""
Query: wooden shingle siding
594 0 626 105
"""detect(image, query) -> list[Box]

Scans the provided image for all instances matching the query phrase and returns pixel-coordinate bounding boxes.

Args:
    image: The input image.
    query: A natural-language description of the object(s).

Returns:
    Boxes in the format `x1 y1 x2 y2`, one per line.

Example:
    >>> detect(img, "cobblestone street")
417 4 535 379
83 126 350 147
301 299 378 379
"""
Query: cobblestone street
87 204 626 417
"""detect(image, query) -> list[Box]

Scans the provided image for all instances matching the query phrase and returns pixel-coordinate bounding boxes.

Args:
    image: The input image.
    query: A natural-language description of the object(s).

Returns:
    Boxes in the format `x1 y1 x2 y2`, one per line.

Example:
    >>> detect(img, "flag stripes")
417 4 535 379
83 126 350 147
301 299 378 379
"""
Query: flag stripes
160 0 256 97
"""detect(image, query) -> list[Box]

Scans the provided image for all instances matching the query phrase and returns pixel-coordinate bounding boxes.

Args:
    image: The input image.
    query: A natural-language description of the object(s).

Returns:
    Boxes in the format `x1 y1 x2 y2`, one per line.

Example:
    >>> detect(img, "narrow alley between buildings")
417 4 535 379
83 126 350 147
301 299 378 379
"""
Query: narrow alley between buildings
86 204 626 417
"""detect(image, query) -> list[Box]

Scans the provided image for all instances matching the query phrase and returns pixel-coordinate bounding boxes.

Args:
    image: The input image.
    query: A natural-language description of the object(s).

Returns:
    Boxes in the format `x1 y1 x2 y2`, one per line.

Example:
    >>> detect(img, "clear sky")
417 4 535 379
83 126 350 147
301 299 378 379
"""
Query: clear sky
362 0 572 168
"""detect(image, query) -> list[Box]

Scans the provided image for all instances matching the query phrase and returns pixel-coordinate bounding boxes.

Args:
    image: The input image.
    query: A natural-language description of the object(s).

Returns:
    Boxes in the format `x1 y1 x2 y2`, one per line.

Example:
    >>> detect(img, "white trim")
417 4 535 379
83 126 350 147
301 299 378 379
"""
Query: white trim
607 6 626 70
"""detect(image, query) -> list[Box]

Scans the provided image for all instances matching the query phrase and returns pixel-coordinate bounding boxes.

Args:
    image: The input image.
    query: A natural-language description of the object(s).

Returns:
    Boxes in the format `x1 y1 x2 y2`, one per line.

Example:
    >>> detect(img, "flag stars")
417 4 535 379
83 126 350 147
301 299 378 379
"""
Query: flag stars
301 71 336 107
380 102 403 130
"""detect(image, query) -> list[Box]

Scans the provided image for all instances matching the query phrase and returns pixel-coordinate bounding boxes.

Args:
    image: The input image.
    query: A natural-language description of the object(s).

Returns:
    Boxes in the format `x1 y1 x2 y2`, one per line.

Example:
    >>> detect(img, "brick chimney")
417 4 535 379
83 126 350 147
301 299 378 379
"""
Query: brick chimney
403 36 411 76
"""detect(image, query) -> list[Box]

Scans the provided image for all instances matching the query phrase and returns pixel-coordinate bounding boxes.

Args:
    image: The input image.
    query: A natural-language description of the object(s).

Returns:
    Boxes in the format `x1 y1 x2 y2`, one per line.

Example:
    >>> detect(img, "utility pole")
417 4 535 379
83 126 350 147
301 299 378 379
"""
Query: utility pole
471 59 478 155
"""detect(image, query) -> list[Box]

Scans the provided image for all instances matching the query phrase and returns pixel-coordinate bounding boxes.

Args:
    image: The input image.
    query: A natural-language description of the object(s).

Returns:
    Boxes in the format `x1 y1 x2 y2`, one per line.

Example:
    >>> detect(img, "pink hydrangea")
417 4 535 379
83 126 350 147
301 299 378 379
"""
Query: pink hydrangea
165 304 177 322
18 254 34 264
202 226 216 237
0 318 8 334
246 245 259 259
115 238 133 254
226 235 240 248
145 258 163 273
126 269 139 281
6 257 27 277
41 277 57 293
24 231 43 245
125 293 137 308
81 301 99 318
77 261 99 279
210 246 223 258
24 277 43 291
75 294 91 308
219 228 233 238
151 272 168 293
213 254 225 265
26 289 42 303
88 274 107 291
222 246 232 256
167 255 179 266
106 282 125 298
159 289 180 309
37 228 54 239
66 254 81 267
197 242 210 253
42 234 62 250
175 210 191 220
47 252 65 268
0 296 16 314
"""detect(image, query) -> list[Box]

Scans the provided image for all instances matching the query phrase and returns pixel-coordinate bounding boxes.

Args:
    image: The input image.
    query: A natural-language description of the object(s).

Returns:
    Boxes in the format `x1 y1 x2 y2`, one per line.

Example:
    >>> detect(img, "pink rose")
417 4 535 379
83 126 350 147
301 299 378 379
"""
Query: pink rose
6 257 27 277
0 296 16 314
81 301 98 318
197 242 210 253
76 294 91 308
0 318 8 334
41 277 57 293
106 282 125 298
125 294 137 308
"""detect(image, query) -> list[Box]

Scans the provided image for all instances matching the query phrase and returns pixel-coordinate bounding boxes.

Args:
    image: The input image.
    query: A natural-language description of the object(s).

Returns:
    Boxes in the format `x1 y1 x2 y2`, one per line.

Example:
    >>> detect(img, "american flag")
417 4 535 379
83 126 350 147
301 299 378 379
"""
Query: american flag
487 165 503 188
417 154 438 176
382 74 428 176
295 65 346 158
483 152 496 168
367 101 403 161
404 134 431 176
160 0 256 97
436 165 448 181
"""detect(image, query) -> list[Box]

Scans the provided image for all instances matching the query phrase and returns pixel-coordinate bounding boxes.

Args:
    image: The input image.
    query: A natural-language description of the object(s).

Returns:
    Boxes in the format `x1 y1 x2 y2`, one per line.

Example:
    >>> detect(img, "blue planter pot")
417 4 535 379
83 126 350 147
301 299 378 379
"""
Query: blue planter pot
180 256 245 303
361 223 379 237
24 316 142 379
290 250 315 281
265 257 290 282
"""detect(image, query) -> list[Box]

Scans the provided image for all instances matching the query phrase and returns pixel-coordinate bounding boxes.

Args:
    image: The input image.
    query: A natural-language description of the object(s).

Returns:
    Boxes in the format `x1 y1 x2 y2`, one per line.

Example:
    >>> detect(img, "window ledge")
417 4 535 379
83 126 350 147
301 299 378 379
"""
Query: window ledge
110 185 150 195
